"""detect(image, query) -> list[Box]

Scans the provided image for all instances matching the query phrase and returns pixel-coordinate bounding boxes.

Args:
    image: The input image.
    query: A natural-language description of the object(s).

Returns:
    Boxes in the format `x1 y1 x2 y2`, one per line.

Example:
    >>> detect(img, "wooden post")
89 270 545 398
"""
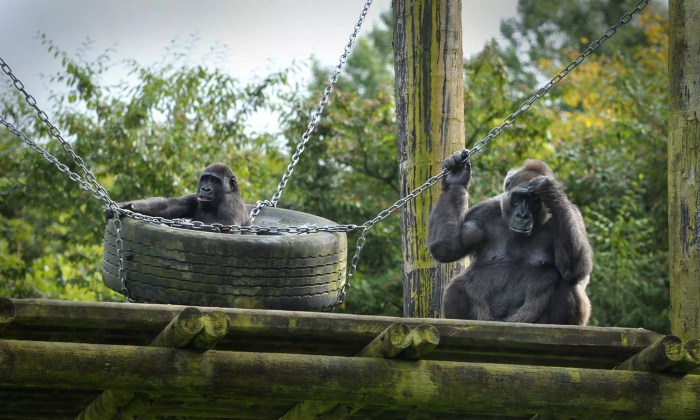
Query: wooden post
393 0 466 318
668 0 700 341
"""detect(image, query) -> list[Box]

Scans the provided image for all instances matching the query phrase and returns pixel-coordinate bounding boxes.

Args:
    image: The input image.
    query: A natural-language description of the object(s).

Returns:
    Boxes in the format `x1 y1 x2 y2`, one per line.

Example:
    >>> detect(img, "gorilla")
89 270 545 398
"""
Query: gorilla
427 151 592 325
117 163 251 226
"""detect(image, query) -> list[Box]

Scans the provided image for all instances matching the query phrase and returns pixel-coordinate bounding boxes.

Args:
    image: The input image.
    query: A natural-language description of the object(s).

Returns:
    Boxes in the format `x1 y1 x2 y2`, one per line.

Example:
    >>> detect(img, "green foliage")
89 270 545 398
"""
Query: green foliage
584 179 669 332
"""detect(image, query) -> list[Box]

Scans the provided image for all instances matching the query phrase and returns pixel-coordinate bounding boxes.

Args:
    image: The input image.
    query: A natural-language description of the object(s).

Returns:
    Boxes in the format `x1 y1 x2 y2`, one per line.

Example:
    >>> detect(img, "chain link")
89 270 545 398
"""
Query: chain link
250 0 374 221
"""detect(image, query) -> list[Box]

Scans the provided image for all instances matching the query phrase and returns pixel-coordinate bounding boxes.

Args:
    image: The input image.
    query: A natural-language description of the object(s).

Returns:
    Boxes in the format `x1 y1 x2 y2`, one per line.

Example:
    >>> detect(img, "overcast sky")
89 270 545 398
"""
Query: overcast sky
0 0 518 130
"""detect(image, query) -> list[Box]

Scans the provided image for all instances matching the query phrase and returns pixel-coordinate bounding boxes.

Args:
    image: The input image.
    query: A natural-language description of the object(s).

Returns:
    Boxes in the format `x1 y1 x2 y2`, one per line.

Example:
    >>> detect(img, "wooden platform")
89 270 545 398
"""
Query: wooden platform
0 298 698 419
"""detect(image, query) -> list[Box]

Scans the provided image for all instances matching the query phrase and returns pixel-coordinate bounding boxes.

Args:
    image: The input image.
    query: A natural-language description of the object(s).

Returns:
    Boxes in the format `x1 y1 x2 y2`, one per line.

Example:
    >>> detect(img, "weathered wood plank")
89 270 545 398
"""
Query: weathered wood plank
7 299 661 348
355 322 412 358
2 298 666 370
666 338 700 374
150 306 204 348
282 323 413 419
0 298 15 331
191 311 231 350
1 339 699 417
614 335 685 372
668 0 700 341
401 324 440 359
77 307 204 419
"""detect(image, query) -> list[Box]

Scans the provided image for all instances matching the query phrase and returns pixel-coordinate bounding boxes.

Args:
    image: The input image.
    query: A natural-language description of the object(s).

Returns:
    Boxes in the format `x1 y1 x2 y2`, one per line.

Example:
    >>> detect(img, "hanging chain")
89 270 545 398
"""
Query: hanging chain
0 0 647 308
250 0 374 221
0 57 118 210
465 0 649 161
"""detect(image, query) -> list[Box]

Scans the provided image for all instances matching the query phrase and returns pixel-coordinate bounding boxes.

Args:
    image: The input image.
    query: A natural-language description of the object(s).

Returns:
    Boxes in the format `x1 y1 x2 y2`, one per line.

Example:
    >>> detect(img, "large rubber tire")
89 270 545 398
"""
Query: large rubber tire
102 206 347 311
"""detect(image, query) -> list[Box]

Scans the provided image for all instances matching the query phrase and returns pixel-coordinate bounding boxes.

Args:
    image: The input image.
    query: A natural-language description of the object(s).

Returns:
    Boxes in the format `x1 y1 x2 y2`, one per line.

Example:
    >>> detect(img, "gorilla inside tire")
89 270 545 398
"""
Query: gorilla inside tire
102 206 347 311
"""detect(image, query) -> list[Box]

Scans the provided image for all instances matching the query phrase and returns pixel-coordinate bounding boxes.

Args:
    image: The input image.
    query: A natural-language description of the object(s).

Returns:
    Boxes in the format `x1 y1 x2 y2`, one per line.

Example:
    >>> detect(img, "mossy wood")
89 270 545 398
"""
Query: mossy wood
668 0 700 341
2 299 696 418
281 322 413 419
401 324 440 359
614 335 685 372
3 299 663 368
78 307 206 419
393 0 466 318
667 339 700 374
2 339 700 417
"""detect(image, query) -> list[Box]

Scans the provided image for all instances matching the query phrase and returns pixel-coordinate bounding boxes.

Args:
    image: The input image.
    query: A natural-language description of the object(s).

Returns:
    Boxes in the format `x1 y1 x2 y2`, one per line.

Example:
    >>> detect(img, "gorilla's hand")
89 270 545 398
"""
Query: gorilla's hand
527 176 562 204
105 202 134 221
443 149 471 188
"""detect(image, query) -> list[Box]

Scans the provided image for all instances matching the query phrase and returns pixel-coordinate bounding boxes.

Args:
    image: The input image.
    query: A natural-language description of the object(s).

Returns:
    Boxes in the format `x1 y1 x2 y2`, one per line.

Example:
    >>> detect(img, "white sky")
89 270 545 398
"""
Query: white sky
0 0 518 130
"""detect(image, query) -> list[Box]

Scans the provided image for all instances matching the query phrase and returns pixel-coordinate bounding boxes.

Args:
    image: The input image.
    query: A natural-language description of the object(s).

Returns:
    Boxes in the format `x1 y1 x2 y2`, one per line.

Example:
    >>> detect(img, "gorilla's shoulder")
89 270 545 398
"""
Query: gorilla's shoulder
467 197 502 219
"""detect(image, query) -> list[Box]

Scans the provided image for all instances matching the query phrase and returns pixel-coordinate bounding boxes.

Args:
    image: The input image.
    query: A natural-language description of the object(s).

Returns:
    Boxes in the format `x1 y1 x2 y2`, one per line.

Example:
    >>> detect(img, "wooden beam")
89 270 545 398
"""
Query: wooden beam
614 335 685 372
281 322 412 419
191 311 231 350
355 322 412 358
668 0 700 341
7 299 663 368
77 307 204 420
150 306 204 347
2 340 699 417
316 324 442 420
401 324 440 359
393 0 467 318
666 338 700 374
0 298 14 331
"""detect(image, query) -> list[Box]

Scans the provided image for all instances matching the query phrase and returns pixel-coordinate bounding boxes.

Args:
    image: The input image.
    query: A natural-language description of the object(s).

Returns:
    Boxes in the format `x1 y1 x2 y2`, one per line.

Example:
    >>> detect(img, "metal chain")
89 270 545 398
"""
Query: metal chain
466 0 649 160
0 57 130 299
336 169 446 305
0 57 118 211
249 0 374 221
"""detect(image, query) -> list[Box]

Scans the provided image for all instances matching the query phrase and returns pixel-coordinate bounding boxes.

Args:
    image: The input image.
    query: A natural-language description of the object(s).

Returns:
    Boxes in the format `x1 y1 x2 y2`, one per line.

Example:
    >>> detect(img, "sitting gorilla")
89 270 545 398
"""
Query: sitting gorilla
427 151 592 325
117 162 251 226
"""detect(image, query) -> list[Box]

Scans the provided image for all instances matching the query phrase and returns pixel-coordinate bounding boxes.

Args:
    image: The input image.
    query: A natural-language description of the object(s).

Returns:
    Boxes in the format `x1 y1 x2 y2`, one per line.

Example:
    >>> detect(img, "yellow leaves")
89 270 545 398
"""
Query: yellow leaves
638 6 667 47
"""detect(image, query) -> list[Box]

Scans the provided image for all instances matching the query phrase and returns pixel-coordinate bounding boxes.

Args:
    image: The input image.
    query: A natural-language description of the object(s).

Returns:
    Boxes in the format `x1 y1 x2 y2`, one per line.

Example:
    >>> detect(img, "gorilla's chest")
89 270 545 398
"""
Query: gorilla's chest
480 226 554 267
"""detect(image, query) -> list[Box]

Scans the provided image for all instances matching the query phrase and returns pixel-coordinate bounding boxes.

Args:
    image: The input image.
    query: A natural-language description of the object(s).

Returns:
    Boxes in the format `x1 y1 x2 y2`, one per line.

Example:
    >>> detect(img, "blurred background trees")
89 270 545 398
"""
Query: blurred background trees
0 0 670 332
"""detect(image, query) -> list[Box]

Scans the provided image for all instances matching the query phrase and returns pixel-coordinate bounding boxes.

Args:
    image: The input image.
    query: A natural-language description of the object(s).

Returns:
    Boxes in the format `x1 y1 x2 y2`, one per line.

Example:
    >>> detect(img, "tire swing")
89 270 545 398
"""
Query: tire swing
102 207 347 311
101 0 373 311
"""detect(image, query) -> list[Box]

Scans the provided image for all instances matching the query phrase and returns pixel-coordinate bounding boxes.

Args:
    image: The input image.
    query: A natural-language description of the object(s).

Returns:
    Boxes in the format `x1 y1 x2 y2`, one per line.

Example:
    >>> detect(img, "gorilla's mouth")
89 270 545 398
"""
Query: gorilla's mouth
197 196 213 202
509 221 533 235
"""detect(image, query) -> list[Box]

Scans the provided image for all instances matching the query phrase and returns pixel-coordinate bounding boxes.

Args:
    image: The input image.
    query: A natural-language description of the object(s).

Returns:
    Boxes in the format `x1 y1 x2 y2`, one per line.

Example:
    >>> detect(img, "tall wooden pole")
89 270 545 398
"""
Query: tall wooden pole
668 0 700 341
393 0 465 318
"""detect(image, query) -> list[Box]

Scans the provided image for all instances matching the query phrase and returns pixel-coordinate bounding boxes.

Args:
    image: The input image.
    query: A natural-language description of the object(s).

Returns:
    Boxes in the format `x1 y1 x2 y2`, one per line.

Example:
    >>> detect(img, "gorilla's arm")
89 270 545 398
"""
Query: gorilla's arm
428 151 477 262
529 176 593 284
120 194 198 219
428 184 472 262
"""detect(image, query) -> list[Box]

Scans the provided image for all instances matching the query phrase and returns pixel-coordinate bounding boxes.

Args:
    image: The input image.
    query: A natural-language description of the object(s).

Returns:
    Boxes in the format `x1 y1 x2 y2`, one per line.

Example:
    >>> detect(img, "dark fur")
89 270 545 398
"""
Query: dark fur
119 163 251 226
427 153 592 325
